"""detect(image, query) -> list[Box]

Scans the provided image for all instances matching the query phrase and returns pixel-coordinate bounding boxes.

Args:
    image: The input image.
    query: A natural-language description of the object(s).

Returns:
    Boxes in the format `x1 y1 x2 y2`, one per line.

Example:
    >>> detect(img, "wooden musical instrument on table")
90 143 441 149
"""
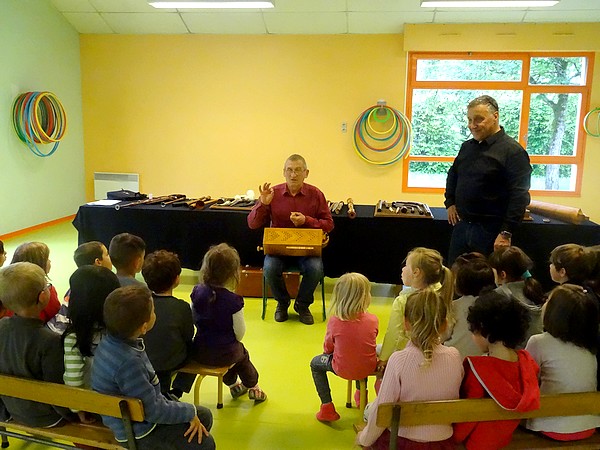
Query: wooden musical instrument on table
261 227 328 257
347 198 356 219
115 194 184 210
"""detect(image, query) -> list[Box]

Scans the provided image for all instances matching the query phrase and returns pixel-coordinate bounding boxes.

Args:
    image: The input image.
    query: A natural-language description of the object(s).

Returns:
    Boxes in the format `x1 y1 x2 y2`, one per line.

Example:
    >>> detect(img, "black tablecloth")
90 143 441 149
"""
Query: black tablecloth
73 203 600 290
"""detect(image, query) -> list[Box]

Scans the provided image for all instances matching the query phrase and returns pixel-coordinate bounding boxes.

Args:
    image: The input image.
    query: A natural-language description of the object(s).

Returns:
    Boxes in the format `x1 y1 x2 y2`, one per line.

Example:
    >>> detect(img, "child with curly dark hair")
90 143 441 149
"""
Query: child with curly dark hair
453 290 540 450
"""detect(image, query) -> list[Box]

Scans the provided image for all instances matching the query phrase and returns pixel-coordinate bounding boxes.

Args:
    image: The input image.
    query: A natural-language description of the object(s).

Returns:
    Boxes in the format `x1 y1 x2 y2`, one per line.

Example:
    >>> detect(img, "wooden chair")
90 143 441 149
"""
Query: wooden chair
346 372 379 419
177 361 235 409
261 270 326 321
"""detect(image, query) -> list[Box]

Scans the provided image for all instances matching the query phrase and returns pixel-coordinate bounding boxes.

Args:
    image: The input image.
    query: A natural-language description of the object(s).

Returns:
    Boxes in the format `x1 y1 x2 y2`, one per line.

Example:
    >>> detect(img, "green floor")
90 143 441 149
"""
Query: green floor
2 220 395 449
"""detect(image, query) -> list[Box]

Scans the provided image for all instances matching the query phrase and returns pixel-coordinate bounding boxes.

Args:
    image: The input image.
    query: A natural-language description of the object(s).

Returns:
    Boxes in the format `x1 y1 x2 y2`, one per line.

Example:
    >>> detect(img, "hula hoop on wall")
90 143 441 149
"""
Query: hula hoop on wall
12 91 68 157
583 107 600 138
353 102 412 166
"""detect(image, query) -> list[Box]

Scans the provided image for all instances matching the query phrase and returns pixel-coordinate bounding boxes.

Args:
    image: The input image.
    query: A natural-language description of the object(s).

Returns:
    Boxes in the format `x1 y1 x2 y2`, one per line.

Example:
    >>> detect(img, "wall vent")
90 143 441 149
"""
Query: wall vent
93 172 140 200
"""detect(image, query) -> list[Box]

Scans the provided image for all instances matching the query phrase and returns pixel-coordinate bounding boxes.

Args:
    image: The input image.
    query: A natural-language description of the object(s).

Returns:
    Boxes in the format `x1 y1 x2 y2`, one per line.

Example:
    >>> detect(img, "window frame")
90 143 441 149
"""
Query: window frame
403 51 595 197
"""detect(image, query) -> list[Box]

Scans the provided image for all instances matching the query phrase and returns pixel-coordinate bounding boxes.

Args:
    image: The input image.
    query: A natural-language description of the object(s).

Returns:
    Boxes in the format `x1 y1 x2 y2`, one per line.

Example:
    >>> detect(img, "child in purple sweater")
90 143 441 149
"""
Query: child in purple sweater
190 243 267 403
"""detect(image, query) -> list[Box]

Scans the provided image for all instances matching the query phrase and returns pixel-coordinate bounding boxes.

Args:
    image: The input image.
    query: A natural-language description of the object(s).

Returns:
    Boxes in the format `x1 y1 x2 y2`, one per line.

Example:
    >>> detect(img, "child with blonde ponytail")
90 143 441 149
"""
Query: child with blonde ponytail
357 289 463 450
379 247 454 368
310 273 378 422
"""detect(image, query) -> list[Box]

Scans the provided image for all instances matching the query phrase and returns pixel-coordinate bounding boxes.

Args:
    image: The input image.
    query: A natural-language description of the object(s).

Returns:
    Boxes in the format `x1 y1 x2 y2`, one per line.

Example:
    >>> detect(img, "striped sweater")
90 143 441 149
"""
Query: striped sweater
91 333 196 442
63 331 100 389
358 342 464 447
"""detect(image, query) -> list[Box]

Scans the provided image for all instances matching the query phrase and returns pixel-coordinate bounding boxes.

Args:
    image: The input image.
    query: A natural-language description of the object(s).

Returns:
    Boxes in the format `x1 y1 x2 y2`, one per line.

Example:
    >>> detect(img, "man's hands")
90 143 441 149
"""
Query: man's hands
258 183 274 206
184 415 209 444
447 205 460 226
258 182 306 227
290 212 306 227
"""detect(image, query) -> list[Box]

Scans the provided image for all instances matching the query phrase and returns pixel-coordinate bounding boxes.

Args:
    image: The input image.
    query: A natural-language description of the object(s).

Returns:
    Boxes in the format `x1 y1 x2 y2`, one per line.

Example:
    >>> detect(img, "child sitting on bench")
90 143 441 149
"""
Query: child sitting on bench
92 285 215 449
453 290 540 449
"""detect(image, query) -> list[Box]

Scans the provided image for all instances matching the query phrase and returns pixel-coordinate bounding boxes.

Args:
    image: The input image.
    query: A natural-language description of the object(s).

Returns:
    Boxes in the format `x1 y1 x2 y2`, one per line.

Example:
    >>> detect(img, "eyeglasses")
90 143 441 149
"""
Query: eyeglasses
285 168 305 175
39 282 52 298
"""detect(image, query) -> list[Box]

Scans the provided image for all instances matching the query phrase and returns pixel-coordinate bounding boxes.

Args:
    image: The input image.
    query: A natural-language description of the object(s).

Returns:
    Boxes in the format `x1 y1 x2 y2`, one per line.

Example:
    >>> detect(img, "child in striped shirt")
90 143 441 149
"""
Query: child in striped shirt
62 265 120 422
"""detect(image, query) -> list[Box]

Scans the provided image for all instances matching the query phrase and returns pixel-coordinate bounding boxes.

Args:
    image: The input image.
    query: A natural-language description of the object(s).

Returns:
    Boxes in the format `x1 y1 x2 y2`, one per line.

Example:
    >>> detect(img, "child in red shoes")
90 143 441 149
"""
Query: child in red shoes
310 272 378 422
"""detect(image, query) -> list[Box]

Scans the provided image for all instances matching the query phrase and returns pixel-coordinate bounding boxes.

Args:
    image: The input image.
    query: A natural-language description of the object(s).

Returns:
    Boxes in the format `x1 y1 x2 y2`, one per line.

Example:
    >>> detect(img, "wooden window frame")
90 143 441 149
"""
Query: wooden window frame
403 51 595 197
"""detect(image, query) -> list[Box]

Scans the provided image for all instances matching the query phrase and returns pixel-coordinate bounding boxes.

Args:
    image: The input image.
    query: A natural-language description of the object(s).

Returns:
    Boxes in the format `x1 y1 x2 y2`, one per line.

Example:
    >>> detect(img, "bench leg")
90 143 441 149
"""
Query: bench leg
1 427 8 448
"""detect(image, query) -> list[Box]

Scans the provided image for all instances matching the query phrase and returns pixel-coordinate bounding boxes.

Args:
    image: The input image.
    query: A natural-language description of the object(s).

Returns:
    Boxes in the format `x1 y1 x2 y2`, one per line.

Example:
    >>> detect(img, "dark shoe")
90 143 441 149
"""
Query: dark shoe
275 303 289 322
248 387 267 403
230 382 249 399
294 303 314 325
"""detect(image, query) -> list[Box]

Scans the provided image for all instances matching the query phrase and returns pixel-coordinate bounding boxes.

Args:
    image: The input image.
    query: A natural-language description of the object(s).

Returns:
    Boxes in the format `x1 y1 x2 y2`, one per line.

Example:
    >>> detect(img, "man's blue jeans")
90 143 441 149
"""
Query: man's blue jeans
448 220 501 265
263 255 323 307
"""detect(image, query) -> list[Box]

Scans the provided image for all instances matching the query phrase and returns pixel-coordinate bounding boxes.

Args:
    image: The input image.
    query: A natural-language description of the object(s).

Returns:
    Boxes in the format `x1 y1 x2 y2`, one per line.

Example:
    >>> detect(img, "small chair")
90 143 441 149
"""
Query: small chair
177 361 235 409
262 270 326 321
346 372 378 419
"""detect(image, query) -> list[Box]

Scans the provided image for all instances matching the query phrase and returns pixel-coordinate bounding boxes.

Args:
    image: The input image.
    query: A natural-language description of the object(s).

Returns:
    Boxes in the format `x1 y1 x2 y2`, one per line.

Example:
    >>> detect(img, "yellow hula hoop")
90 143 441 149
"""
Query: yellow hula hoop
583 107 600 138
366 106 397 135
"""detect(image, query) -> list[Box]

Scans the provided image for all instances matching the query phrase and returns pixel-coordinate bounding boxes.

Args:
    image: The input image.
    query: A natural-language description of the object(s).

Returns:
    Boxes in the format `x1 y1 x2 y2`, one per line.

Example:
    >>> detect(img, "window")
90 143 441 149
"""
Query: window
404 52 594 196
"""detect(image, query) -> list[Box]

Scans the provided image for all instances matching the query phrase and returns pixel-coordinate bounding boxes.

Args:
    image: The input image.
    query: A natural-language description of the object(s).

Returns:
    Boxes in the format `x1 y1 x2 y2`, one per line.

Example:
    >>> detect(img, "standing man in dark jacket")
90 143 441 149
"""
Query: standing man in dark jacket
445 95 532 264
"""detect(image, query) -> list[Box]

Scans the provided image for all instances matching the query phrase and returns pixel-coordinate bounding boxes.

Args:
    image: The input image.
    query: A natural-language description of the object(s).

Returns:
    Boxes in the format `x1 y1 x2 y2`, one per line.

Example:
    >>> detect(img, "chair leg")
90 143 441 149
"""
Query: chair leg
262 273 267 320
193 375 206 406
320 276 326 321
217 376 224 409
358 379 368 418
346 379 353 408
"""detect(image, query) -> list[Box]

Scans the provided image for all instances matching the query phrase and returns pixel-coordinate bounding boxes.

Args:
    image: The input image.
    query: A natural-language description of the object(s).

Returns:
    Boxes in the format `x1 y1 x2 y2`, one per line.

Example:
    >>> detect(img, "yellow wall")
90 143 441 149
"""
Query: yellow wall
80 26 600 221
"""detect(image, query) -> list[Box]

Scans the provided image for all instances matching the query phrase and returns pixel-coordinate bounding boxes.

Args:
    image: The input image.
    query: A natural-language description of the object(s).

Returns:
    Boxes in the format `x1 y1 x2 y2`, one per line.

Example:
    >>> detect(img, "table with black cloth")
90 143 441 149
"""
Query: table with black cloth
73 203 600 290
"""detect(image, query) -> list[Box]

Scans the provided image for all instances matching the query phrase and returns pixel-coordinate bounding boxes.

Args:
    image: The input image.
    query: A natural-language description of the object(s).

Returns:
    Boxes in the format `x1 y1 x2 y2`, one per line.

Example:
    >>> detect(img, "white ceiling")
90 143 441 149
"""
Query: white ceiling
50 0 600 35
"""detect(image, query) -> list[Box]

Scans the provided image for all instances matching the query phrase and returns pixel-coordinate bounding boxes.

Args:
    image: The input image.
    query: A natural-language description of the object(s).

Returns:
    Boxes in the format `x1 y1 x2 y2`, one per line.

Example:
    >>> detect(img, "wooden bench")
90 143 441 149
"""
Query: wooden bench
373 392 600 450
0 373 144 450
177 361 235 409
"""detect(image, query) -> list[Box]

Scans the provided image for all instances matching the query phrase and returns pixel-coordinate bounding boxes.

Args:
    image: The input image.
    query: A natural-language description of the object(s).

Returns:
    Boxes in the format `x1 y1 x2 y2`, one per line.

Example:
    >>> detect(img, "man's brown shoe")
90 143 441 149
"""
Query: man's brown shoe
275 303 289 322
294 303 314 325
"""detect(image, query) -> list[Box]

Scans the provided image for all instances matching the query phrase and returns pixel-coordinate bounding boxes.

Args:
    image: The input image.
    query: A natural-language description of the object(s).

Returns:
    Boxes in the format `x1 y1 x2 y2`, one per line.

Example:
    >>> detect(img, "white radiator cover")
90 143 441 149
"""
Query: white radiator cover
93 172 140 200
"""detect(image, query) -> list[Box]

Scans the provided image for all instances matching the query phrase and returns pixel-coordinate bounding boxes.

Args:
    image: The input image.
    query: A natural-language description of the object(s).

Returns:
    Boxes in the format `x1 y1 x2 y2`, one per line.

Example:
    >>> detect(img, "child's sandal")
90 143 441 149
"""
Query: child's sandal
230 383 248 399
248 387 267 403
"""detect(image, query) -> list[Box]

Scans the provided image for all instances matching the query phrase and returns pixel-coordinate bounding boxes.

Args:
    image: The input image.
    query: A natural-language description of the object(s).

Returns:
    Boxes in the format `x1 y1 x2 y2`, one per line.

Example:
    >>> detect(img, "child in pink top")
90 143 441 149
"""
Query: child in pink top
311 272 378 422
357 288 463 449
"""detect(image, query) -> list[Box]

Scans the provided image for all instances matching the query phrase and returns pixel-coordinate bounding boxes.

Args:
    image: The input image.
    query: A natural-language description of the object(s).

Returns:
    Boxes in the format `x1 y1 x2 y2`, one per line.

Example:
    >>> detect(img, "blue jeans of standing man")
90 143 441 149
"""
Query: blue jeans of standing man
448 219 501 265
263 255 323 308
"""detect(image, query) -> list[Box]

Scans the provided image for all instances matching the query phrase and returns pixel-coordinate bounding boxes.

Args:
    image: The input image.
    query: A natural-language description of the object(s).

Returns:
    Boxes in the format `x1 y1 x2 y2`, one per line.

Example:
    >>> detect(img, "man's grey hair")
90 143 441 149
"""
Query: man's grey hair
468 95 499 114
285 154 307 170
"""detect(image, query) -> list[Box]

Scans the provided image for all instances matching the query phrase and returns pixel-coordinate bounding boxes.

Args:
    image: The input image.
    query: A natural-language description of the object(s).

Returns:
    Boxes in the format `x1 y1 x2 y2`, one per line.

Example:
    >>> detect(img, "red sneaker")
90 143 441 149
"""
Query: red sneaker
316 402 340 422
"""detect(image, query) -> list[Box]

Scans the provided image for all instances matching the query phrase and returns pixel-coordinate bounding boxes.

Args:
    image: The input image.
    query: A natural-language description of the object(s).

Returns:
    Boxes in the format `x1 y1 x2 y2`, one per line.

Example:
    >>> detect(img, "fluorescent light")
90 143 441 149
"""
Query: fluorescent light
149 1 274 8
421 0 558 6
